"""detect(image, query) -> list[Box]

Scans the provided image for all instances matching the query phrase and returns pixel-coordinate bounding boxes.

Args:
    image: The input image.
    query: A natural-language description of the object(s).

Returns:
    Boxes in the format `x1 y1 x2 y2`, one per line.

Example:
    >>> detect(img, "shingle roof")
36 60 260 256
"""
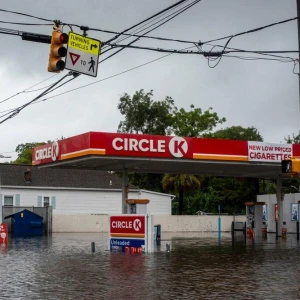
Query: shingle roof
0 163 136 189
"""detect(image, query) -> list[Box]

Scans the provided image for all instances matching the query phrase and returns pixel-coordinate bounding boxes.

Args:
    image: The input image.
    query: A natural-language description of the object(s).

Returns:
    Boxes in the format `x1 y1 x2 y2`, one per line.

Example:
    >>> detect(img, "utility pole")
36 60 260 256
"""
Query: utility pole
297 0 300 113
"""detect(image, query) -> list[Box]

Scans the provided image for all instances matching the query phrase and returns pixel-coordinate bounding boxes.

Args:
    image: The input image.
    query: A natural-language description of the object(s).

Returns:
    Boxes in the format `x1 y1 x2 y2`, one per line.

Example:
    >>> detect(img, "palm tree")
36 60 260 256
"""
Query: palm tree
162 174 201 215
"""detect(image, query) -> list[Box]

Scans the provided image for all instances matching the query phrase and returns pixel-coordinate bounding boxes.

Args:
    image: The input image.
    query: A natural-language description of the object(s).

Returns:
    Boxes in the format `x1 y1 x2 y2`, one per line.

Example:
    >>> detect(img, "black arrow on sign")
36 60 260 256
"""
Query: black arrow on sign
90 44 98 51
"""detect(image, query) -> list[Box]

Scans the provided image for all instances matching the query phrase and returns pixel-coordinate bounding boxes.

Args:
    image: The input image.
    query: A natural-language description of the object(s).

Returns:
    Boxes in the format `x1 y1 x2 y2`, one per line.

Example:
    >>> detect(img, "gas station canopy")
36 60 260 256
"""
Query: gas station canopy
32 131 299 179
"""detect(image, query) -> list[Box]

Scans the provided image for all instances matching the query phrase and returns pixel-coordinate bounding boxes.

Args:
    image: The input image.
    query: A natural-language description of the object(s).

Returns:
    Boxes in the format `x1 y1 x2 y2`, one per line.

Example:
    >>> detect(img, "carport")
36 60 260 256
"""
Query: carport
32 131 298 236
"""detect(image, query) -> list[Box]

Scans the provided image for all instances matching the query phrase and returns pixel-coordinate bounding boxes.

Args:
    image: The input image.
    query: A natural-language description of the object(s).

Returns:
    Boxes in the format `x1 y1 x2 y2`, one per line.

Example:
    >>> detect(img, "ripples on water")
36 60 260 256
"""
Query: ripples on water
1 233 300 300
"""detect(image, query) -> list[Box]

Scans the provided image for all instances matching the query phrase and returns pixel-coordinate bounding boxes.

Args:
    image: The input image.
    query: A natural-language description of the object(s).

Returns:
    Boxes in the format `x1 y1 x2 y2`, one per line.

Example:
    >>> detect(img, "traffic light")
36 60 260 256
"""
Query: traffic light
48 30 69 72
282 158 300 174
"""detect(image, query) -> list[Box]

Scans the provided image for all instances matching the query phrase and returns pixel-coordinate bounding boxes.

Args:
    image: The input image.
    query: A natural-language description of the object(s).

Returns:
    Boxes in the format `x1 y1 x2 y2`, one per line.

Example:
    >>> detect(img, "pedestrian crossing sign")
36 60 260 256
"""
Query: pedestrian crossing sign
65 32 101 77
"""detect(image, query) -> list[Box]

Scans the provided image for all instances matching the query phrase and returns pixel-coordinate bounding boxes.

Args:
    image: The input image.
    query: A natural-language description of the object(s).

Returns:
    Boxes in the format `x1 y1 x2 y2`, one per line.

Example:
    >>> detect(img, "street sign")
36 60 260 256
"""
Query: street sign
108 214 153 253
65 32 101 77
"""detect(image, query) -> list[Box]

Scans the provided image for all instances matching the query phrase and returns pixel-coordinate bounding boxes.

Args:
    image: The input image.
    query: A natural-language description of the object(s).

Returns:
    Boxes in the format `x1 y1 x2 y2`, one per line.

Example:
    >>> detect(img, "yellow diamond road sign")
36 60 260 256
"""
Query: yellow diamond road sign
65 32 101 77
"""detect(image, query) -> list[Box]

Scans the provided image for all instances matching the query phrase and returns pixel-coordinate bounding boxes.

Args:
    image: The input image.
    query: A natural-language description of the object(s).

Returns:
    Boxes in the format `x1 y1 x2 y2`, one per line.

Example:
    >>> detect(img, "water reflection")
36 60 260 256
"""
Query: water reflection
0 233 300 299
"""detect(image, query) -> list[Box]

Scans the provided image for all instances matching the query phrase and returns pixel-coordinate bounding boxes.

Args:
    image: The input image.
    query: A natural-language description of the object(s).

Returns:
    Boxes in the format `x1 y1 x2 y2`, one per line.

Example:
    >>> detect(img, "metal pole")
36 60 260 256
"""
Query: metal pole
121 167 128 214
276 175 283 237
297 0 300 113
297 221 299 240
218 204 221 240
0 176 2 224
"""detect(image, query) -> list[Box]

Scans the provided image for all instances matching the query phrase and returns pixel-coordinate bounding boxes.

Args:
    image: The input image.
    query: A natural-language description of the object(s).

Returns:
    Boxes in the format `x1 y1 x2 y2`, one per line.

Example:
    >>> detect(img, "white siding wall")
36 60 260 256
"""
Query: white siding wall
139 190 172 215
52 214 246 232
1 187 172 215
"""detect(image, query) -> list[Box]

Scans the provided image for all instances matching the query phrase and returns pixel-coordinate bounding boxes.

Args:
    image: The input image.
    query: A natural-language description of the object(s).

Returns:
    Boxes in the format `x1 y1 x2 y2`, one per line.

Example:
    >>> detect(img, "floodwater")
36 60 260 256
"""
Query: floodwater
0 232 300 300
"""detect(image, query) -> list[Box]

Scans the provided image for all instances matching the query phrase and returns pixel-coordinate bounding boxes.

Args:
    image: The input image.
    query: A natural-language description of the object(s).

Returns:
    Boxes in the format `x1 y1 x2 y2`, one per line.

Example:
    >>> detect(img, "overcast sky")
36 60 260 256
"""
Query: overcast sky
0 0 298 161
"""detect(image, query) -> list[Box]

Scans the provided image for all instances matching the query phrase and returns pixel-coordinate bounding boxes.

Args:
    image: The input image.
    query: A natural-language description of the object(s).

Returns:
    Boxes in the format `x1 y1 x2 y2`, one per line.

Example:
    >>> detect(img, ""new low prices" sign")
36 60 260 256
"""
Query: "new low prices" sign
248 141 292 162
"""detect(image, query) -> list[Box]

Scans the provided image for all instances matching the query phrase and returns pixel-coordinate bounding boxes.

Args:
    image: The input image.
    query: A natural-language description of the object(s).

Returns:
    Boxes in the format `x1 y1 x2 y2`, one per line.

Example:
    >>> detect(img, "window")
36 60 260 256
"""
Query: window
4 196 13 207
43 197 50 207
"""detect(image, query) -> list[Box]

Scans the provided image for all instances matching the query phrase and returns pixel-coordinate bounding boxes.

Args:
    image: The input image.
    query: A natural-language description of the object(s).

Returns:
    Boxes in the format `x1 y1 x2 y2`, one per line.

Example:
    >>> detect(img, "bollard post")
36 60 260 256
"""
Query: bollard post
244 222 247 243
91 242 95 253
231 221 234 244
282 221 287 239
275 221 278 240
262 222 267 239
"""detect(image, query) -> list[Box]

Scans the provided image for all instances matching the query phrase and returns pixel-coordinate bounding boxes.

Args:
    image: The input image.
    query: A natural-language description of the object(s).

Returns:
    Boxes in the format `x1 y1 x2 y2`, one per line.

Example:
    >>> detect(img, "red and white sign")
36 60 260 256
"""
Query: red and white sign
111 135 189 158
275 204 278 222
33 141 60 164
248 141 292 163
110 215 145 237
0 224 8 245
69 52 80 65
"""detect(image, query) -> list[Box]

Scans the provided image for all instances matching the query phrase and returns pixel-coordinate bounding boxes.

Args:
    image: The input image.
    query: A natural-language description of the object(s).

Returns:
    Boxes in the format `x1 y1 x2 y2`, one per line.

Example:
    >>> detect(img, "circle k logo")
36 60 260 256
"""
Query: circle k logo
133 219 142 231
169 137 188 158
51 141 59 161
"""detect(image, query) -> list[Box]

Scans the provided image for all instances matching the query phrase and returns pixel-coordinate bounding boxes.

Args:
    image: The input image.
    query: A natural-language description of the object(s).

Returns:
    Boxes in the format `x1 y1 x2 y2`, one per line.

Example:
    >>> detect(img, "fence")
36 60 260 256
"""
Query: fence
2 206 52 235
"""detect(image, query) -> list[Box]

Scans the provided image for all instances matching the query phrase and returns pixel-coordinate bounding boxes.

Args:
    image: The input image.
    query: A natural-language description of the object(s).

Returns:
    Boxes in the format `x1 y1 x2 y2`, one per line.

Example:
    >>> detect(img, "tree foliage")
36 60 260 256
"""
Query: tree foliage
117 89 175 135
162 174 201 214
13 142 46 165
284 131 300 144
172 105 226 137
206 126 263 141
117 89 267 215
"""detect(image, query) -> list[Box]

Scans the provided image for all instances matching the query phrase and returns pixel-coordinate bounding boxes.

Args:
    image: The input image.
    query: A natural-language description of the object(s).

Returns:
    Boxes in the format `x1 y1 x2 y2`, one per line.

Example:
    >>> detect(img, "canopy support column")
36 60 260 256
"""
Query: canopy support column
122 167 128 214
276 174 283 238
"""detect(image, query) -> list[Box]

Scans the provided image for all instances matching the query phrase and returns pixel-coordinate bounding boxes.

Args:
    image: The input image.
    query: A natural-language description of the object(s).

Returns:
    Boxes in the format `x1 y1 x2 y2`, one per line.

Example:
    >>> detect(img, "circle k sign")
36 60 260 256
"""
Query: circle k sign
169 137 188 158
111 136 189 158
110 215 145 235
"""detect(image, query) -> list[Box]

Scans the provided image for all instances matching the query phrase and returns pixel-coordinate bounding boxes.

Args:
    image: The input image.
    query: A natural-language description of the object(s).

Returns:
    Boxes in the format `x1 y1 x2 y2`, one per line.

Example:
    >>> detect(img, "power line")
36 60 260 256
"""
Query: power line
0 8 51 22
99 0 202 63
46 0 201 97
14 46 197 106
201 16 299 45
1 44 297 118
0 73 73 124
0 74 58 105
223 54 295 62
204 43 297 61
101 0 198 48
105 42 298 56
0 20 52 26
102 0 189 45
0 1 197 123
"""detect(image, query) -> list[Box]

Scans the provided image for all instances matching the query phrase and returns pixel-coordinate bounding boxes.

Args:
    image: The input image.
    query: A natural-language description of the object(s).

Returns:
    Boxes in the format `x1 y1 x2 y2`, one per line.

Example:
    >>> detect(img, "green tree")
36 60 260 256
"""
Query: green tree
162 174 201 214
172 105 226 137
117 90 225 193
206 125 263 141
284 131 300 144
198 125 264 214
13 142 46 164
117 89 175 135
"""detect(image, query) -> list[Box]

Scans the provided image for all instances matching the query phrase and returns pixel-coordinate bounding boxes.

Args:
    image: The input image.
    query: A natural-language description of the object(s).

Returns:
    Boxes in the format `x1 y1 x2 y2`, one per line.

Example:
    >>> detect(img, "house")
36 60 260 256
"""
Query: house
0 164 172 224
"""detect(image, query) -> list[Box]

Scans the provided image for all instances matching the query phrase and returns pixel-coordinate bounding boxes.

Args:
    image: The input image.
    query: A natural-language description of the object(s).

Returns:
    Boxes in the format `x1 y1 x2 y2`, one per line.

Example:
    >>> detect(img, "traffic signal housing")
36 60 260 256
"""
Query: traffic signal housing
282 158 300 174
48 30 69 72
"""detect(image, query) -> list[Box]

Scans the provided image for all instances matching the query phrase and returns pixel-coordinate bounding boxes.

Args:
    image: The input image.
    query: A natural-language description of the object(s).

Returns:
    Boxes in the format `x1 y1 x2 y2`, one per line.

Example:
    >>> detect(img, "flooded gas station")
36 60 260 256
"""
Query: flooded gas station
1 232 300 299
2 132 300 299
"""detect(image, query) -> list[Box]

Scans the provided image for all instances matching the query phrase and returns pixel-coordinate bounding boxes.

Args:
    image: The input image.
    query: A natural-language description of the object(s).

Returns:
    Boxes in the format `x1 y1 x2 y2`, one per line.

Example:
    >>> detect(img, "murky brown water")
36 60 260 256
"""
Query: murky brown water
0 232 300 300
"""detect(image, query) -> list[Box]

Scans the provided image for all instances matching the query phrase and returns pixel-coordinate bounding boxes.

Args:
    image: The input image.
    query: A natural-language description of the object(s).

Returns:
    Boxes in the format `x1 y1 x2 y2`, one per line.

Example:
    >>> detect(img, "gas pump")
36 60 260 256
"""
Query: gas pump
245 202 265 238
